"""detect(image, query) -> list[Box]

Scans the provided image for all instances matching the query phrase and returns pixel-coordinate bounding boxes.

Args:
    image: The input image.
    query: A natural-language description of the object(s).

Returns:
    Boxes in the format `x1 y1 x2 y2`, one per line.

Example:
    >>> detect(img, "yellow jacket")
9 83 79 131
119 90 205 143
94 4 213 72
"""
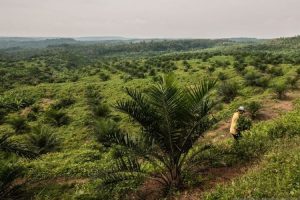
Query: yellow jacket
230 112 240 135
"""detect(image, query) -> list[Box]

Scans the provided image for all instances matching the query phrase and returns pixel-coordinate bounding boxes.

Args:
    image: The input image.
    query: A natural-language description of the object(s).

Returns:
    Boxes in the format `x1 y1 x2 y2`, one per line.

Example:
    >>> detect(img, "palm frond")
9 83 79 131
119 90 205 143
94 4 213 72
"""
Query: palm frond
0 134 37 158
187 79 217 104
109 74 218 192
27 125 60 154
96 121 149 157
101 171 144 190
97 156 145 190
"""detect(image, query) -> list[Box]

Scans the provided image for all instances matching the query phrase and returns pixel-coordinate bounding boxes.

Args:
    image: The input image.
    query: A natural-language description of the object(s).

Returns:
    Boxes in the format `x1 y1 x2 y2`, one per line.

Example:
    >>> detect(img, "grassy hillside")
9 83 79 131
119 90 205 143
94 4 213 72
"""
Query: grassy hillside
0 38 300 200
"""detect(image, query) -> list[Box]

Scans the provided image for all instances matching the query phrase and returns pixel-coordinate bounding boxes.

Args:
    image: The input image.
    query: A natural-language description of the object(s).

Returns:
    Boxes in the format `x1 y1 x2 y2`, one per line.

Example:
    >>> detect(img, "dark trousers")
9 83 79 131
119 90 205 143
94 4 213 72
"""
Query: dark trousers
232 132 241 140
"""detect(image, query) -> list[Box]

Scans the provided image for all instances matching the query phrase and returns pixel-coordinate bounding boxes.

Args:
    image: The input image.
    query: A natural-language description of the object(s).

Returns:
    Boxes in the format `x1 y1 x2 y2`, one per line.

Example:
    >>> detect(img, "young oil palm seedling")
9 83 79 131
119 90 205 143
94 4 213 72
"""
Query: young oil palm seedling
97 75 217 193
45 109 69 127
6 116 29 134
0 134 36 158
93 103 111 118
218 81 239 103
0 162 25 200
27 125 60 154
247 101 262 119
273 82 288 100
0 134 36 200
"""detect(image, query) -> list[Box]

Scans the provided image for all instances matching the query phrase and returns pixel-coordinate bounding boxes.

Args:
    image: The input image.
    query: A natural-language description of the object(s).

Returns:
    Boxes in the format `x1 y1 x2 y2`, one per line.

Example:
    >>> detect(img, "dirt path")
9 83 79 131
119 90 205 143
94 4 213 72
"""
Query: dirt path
173 90 300 199
205 90 299 143
135 90 300 200
175 164 251 200
15 177 89 190
20 90 300 199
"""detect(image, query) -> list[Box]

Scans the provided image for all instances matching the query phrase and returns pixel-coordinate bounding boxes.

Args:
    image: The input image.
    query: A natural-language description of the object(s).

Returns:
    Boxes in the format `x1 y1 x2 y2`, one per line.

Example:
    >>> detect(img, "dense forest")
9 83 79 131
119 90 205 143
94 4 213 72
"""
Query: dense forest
1 36 300 199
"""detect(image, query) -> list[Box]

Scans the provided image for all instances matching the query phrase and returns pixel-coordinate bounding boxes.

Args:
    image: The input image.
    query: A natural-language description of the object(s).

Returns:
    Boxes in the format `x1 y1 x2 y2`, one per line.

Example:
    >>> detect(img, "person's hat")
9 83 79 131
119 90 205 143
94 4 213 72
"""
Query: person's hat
238 106 245 111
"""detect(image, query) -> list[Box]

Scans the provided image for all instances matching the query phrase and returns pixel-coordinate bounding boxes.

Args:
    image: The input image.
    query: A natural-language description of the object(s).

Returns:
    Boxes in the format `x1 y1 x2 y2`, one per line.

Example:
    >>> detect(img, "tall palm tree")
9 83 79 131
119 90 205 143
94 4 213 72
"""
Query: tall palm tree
98 75 217 192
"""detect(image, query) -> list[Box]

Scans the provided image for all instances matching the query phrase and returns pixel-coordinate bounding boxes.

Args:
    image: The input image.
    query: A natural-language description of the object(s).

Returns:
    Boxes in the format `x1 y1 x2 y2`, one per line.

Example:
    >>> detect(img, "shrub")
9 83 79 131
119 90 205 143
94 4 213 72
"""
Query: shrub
0 162 25 200
255 76 270 88
218 81 239 103
267 122 299 139
0 108 6 124
244 70 270 88
26 112 37 121
94 120 120 146
52 98 75 109
268 66 284 77
296 67 300 76
31 104 40 113
230 133 269 162
182 60 191 69
237 116 252 133
273 83 288 100
45 109 69 126
7 116 29 134
256 63 267 72
286 76 298 89
93 104 111 118
244 71 261 86
207 66 215 73
99 73 110 81
233 61 246 73
247 101 262 119
27 125 60 154
85 86 103 106
149 69 156 76
217 72 228 81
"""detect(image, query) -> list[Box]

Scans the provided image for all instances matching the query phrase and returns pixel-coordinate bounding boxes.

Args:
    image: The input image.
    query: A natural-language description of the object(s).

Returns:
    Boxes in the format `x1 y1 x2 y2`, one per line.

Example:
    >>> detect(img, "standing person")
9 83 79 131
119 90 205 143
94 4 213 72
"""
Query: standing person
230 106 245 140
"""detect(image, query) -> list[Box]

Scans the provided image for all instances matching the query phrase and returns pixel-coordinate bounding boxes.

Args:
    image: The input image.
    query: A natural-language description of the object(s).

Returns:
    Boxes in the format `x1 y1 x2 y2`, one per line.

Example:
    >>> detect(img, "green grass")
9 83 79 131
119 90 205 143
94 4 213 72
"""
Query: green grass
1 51 300 199
204 137 300 199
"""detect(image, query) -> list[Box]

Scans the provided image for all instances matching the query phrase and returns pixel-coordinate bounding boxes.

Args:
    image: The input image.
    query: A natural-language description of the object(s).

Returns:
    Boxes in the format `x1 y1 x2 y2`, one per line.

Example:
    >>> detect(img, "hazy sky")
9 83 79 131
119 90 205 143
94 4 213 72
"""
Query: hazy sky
0 0 299 38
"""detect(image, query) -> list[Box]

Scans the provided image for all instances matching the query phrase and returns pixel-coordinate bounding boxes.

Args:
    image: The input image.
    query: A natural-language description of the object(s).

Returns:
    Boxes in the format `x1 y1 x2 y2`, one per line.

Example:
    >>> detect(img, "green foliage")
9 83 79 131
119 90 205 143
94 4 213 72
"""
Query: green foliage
268 66 284 77
94 120 120 146
1 36 300 199
230 133 270 163
205 137 300 199
0 92 35 112
217 72 228 81
98 74 217 193
217 81 239 103
247 101 262 119
45 109 70 127
0 134 37 158
256 76 270 88
236 115 252 133
99 73 111 81
182 60 191 71
286 76 298 89
0 162 25 200
244 70 267 87
27 125 60 154
52 97 75 110
207 66 215 73
93 104 111 118
233 61 246 73
267 121 300 139
85 85 103 106
273 82 288 99
6 116 29 134
296 67 300 76
0 108 6 124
